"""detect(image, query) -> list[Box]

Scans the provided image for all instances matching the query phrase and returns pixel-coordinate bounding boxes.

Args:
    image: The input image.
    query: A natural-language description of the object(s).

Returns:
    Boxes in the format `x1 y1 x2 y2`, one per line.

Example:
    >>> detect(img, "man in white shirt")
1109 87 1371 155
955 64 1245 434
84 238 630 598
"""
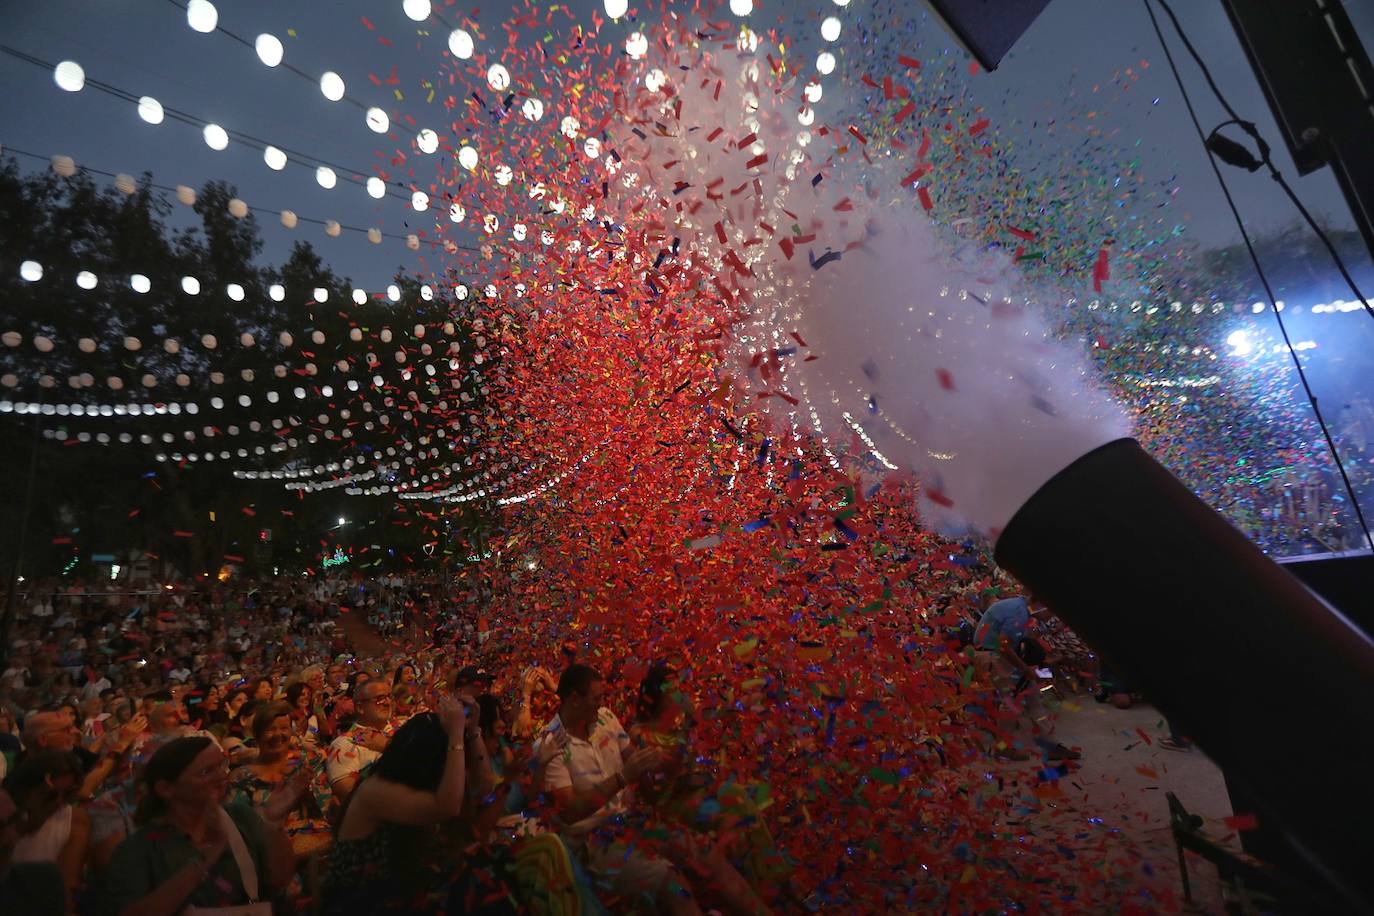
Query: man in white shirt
533 665 699 916
325 680 394 804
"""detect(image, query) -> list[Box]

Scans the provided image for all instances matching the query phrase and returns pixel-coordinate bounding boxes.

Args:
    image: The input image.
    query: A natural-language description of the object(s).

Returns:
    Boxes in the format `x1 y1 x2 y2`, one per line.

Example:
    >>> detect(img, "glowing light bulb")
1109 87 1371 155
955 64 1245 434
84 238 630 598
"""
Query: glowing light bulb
320 71 346 101
186 0 218 33
730 0 753 14
487 64 510 91
604 0 628 18
255 33 283 66
448 29 474 59
316 166 337 189
402 0 431 21
263 146 287 170
817 51 836 74
137 96 164 124
821 16 841 41
203 123 229 150
458 146 479 170
626 32 648 59
54 61 85 92
366 176 386 199
416 128 439 153
366 107 389 133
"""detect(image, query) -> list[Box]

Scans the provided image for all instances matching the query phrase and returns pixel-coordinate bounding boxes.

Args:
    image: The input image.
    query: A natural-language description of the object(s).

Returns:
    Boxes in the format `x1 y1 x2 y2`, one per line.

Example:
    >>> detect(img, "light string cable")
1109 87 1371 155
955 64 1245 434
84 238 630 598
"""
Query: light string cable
0 145 477 254
1144 0 1373 553
0 44 411 204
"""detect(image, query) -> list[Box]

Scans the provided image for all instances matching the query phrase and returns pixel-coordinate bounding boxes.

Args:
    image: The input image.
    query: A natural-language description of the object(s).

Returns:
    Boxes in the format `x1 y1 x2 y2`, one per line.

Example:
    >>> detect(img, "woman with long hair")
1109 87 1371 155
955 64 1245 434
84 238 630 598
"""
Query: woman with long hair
284 681 321 748
322 695 488 914
5 750 90 909
102 736 298 915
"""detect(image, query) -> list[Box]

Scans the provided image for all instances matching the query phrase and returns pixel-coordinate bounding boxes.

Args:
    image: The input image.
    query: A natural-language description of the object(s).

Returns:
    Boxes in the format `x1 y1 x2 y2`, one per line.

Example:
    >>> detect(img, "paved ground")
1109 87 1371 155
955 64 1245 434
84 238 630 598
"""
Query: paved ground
1041 697 1239 912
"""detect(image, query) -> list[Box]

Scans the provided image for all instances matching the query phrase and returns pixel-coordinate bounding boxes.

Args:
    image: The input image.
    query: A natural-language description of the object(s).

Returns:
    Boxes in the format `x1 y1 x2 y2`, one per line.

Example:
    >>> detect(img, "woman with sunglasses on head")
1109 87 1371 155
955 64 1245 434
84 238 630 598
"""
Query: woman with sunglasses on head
102 735 300 916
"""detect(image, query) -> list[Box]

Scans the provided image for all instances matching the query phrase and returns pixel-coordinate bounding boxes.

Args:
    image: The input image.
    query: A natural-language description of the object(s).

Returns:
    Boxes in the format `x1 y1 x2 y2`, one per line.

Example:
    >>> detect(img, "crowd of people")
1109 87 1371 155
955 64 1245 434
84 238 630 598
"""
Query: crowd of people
0 571 1137 914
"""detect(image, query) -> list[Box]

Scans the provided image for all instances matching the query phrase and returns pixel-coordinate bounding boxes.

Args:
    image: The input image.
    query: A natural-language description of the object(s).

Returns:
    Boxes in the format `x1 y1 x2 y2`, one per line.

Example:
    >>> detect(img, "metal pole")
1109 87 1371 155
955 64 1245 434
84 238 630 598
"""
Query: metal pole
0 389 46 671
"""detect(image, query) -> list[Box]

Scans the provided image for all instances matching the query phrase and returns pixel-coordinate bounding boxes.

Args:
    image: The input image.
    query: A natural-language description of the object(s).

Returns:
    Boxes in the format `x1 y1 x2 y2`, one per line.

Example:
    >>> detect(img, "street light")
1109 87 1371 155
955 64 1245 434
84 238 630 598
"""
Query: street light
337 517 347 526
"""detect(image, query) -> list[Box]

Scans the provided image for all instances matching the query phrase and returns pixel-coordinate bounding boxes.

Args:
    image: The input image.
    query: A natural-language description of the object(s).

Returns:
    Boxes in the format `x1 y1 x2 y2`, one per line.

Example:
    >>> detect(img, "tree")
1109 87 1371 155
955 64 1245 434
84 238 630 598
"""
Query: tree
0 157 497 588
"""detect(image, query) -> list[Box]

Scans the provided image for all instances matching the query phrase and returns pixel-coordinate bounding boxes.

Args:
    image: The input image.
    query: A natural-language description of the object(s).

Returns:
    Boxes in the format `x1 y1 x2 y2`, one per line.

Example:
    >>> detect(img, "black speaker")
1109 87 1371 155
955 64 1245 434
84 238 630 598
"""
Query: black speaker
923 0 1056 71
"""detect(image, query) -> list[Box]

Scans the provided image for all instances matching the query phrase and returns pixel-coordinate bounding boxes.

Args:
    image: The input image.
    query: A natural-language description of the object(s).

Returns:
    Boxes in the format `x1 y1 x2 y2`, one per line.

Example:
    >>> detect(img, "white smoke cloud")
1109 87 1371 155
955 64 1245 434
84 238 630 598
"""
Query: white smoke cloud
607 35 1130 537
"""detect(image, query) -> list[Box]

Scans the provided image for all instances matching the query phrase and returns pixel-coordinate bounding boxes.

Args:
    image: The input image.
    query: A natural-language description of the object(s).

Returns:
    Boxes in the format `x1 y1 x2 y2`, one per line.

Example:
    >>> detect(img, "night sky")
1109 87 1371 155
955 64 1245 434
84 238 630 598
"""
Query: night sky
2 0 1371 293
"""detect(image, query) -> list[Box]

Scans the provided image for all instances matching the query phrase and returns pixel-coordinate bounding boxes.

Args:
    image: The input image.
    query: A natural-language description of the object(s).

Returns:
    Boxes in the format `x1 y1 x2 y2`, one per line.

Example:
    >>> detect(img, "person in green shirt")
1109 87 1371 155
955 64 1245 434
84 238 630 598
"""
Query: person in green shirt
103 736 299 916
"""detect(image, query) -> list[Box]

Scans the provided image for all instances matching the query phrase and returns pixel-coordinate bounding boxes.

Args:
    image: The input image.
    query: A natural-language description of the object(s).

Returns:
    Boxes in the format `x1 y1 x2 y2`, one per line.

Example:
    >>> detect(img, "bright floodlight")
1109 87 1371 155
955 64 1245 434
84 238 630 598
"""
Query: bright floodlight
316 166 337 189
366 176 386 199
604 0 628 19
821 16 842 41
137 96 164 124
255 33 283 67
817 51 836 74
448 28 474 59
131 274 150 293
186 0 218 32
203 123 229 150
263 145 287 170
730 0 753 15
338 516 347 525
54 61 85 92
416 128 439 153
366 107 389 133
320 71 346 101
402 0 431 21
19 261 42 282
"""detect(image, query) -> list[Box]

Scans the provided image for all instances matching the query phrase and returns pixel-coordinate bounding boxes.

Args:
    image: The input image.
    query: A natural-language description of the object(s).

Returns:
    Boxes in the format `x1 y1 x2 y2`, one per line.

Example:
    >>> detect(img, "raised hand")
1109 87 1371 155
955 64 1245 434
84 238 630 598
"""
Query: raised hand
261 769 309 825
437 694 468 736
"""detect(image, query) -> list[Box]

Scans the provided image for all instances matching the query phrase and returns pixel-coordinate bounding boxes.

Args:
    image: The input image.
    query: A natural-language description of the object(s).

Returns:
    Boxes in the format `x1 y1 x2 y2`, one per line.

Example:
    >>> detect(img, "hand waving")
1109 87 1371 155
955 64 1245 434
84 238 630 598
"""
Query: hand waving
261 769 309 825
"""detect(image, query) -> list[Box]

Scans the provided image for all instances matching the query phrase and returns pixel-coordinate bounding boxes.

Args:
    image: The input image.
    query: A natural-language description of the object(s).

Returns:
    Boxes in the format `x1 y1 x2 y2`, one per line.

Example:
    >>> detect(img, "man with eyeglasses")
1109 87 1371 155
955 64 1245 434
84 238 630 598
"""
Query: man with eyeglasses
324 680 394 806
